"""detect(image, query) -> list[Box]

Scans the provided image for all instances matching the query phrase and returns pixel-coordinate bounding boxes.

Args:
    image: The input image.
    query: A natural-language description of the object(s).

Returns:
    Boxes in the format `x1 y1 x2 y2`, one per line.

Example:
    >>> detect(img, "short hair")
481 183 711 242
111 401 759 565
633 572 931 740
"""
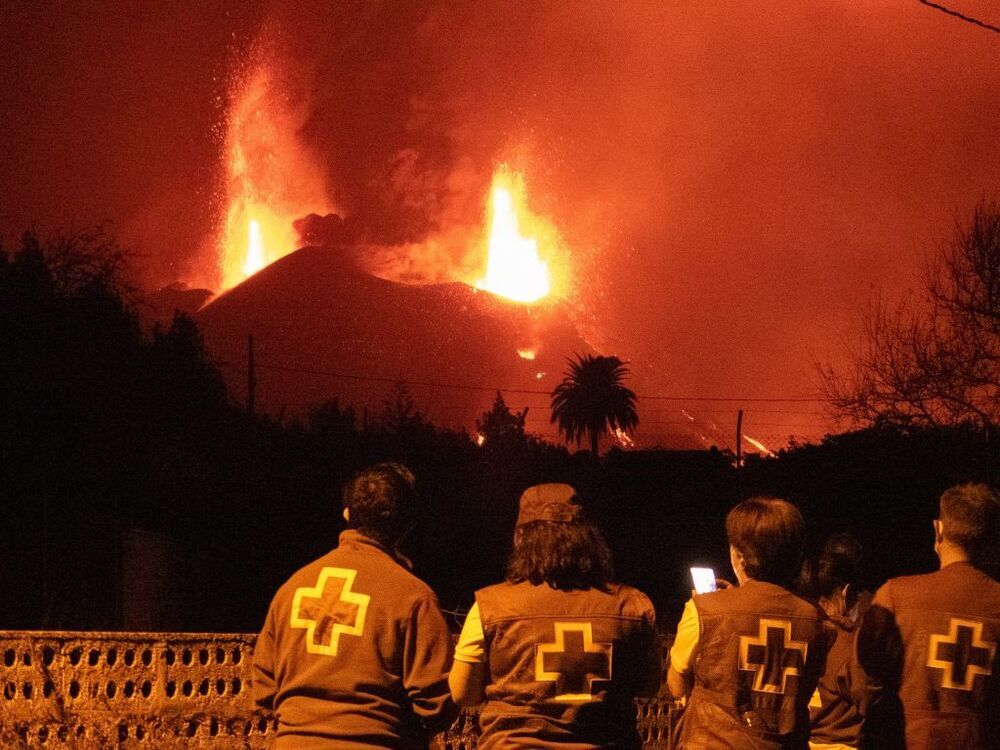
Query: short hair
726 497 805 586
939 483 1000 557
506 517 614 591
342 463 417 545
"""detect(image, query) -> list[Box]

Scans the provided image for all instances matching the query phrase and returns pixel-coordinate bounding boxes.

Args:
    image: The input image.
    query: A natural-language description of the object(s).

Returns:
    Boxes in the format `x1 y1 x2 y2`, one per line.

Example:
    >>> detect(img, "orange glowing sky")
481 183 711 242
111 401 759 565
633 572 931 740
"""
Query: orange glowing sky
3 1 1000 444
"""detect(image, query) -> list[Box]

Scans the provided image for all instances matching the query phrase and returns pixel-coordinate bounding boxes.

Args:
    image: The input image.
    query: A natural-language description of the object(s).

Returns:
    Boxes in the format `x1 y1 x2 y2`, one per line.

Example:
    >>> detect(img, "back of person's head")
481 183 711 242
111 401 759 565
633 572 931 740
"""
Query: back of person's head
726 496 805 586
506 483 614 590
342 462 418 546
939 483 1000 560
806 532 864 600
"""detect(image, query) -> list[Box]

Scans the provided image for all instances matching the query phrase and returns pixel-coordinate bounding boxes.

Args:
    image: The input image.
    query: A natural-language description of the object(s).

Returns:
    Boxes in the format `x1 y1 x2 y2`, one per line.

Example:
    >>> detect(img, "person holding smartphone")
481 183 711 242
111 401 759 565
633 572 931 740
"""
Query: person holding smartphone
448 483 662 749
667 497 836 750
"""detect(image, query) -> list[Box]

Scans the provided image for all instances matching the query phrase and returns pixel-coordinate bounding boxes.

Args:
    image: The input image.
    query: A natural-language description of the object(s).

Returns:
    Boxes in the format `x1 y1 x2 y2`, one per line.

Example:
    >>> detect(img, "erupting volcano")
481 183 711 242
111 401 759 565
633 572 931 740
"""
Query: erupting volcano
217 53 332 289
193 36 593 440
476 170 553 303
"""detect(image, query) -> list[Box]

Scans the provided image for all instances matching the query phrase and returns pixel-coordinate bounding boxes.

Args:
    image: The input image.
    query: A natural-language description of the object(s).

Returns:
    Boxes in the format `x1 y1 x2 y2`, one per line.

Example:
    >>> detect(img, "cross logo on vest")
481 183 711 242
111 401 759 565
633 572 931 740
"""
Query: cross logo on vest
535 622 613 702
739 619 808 694
927 618 996 691
291 567 371 656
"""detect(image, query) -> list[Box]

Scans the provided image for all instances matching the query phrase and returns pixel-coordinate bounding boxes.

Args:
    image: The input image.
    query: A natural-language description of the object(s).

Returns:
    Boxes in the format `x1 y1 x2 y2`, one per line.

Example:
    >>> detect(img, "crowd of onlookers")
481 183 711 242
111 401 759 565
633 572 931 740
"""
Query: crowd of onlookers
252 464 1000 749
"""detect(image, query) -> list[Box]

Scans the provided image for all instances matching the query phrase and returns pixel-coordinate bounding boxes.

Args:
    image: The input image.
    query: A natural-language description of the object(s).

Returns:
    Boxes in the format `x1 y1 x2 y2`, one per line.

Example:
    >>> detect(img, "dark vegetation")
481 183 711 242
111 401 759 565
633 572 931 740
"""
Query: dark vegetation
823 200 1000 429
2 231 998 633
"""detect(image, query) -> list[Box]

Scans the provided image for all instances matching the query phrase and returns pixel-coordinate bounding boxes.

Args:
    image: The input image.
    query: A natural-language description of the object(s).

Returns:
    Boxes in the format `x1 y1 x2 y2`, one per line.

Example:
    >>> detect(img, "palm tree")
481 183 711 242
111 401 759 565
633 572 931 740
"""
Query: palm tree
550 354 638 455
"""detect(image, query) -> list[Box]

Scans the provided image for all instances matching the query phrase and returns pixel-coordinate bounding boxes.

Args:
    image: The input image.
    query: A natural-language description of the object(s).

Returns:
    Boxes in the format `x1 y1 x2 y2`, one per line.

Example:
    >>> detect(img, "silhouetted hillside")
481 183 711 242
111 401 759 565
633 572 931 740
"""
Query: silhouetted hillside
196 244 592 431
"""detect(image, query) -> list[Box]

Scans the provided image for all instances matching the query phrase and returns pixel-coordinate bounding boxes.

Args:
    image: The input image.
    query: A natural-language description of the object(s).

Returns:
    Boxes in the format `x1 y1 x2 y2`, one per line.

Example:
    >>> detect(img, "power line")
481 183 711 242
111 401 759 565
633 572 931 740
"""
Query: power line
918 0 1000 34
217 359 828 403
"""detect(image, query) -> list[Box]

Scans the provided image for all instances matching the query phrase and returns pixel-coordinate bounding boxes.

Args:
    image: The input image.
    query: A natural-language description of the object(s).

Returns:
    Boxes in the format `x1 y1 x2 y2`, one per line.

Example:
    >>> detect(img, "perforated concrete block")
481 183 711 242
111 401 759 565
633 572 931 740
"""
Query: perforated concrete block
0 631 679 749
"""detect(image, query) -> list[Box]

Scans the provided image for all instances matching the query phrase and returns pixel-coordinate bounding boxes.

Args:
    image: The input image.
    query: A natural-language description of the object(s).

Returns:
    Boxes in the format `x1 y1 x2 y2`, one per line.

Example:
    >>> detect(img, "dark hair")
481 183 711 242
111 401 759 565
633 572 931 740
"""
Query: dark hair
726 497 805 586
342 463 417 546
939 483 1000 558
810 533 864 599
506 518 614 591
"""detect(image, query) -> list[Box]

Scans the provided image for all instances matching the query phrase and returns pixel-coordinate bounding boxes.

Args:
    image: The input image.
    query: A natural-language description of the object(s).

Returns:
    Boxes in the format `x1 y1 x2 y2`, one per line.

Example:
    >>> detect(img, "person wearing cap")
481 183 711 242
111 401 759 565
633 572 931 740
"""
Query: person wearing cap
448 483 661 749
252 463 455 749
667 497 836 750
856 483 1000 750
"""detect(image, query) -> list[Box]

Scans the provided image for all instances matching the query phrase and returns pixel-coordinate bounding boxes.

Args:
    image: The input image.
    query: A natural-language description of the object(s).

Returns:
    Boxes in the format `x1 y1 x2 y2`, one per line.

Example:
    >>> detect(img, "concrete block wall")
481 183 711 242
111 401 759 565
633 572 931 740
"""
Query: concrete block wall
0 632 680 749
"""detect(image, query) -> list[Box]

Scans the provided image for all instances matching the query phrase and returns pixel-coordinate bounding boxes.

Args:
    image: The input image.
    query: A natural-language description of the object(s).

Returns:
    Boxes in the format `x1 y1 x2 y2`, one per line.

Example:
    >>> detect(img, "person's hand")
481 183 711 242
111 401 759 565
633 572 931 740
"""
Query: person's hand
690 578 735 597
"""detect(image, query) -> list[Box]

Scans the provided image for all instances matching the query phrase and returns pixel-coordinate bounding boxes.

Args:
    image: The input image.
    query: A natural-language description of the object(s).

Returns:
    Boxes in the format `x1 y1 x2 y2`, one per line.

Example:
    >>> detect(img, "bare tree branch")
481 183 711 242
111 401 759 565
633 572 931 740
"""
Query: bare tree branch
821 201 1000 430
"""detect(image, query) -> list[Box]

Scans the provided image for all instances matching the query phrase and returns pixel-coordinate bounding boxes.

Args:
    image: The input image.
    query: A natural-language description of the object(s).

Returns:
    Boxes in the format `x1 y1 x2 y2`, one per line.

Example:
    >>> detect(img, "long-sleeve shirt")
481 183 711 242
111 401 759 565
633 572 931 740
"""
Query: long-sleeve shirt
253 529 455 749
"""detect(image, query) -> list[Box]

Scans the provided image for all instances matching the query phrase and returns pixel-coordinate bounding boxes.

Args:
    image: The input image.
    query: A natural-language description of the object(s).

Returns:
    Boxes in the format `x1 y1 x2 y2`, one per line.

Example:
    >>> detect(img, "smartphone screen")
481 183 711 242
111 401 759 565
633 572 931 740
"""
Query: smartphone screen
691 566 717 594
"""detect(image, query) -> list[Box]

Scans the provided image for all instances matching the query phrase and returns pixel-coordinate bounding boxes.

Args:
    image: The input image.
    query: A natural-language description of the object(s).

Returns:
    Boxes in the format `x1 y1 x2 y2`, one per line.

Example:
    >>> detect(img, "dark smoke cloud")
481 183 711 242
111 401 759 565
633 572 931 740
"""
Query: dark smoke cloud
3 0 999 441
260 0 1000 437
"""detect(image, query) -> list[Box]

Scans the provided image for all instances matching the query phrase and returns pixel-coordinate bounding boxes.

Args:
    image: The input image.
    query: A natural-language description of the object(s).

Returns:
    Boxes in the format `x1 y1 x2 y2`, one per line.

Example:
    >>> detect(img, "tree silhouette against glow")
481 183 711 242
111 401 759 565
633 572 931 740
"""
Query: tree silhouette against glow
822 200 1000 430
550 354 638 455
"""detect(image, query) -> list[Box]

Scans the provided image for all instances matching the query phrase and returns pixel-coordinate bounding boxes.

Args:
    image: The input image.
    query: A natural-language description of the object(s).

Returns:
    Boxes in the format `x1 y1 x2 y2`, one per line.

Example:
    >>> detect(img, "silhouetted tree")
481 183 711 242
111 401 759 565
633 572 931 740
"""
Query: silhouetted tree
149 312 228 416
308 399 357 436
550 354 638 456
379 382 431 435
0 230 246 628
476 392 528 448
822 201 1000 430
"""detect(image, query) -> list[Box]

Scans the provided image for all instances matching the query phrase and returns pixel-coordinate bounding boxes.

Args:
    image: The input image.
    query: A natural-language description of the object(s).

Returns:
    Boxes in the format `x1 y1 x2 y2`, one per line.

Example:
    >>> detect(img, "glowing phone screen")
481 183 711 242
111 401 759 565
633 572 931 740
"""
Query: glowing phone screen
691 566 717 594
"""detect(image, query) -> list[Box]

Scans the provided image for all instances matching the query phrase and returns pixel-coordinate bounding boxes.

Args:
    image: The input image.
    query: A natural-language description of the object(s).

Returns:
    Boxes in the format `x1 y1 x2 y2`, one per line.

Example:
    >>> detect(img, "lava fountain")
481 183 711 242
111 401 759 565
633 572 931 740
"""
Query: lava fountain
476 170 557 304
242 219 265 276
217 53 332 289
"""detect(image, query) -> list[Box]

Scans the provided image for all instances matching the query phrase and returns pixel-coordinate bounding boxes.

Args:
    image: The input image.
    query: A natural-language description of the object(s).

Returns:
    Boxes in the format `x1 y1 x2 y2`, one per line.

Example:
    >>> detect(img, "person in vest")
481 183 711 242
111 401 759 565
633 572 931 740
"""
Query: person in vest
856 483 1000 750
252 463 455 749
805 533 872 750
448 483 662 749
667 497 836 750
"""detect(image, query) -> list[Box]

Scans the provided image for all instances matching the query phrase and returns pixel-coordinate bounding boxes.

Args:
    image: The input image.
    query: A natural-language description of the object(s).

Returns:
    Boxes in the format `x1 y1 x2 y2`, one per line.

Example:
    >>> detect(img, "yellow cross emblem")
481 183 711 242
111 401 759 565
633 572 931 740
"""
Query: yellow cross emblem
927 618 996 691
291 567 370 656
536 622 613 702
739 618 808 694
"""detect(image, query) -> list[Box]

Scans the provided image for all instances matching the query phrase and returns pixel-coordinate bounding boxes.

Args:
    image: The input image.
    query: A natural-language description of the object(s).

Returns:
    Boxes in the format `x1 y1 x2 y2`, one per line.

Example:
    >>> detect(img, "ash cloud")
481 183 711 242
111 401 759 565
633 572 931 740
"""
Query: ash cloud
3 0 1000 441
262 1 1000 428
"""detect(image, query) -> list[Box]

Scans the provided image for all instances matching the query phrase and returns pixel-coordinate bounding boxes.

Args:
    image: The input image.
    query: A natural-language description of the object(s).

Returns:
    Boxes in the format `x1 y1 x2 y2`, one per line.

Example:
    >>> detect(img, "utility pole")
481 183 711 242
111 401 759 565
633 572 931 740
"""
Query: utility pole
736 409 743 468
247 334 256 416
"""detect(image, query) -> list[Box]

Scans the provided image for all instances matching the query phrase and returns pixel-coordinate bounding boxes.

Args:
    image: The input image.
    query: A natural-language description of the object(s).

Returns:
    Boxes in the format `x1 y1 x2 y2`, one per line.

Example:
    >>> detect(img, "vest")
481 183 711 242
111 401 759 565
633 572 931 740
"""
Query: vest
872 563 1000 750
475 581 659 749
808 605 868 748
680 580 835 750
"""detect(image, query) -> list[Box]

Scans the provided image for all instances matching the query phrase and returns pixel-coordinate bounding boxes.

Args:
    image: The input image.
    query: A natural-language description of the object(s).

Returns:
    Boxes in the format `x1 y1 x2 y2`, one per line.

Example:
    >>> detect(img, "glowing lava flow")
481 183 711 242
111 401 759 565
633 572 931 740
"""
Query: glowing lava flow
476 172 552 303
743 434 777 457
612 428 636 449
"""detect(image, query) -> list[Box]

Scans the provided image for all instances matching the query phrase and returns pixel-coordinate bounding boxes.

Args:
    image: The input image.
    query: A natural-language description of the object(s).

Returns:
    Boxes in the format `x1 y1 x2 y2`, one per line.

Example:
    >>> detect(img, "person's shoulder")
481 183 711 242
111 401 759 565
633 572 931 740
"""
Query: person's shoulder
691 583 740 610
476 580 517 598
877 569 939 597
370 556 439 603
610 583 656 617
474 580 528 621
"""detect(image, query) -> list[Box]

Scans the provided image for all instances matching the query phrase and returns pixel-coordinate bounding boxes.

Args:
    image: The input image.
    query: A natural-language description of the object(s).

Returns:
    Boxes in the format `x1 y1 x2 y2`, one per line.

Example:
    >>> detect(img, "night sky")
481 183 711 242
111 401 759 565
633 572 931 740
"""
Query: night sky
3 0 1000 444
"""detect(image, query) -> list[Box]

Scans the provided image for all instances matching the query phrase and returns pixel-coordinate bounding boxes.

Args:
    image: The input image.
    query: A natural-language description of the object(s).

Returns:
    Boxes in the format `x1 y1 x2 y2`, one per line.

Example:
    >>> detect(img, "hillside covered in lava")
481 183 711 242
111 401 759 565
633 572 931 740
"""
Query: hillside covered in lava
194 243 592 433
